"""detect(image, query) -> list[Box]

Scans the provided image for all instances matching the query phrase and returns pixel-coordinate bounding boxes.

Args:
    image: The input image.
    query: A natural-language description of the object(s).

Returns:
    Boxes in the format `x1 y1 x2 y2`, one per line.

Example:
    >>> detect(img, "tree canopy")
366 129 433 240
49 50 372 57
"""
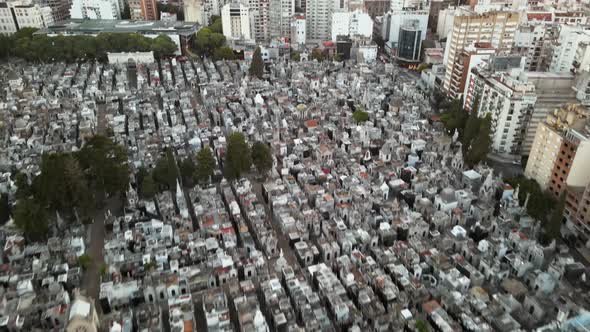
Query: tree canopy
465 114 492 167
505 176 556 222
77 135 130 196
213 46 236 60
225 133 252 180
13 198 49 242
0 29 177 62
180 157 197 186
543 193 565 242
152 148 179 191
352 110 369 123
249 47 264 79
251 142 272 176
195 147 215 183
440 99 468 138
311 49 325 62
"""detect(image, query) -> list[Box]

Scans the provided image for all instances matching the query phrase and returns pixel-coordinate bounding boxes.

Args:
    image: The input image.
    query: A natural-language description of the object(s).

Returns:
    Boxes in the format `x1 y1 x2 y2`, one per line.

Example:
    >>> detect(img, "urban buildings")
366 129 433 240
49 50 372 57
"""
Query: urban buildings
221 1 252 41
330 9 372 42
129 0 157 20
525 104 590 192
464 59 537 155
269 0 294 41
381 0 429 60
36 19 199 53
184 0 205 24
290 14 306 46
305 0 332 41
70 0 121 20
442 10 520 98
0 1 54 33
249 0 270 43
396 20 423 62
513 12 557 72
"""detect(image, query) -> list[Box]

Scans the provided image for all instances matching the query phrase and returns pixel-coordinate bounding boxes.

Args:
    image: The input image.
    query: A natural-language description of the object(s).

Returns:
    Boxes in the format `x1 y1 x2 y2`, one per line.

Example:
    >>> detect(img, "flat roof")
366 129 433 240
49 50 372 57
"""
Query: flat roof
35 19 199 36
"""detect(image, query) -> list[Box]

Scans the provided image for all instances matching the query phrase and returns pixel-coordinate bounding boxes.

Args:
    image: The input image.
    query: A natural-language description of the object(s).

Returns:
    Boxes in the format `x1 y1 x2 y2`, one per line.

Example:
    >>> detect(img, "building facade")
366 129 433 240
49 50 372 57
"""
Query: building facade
0 2 54 34
129 0 158 20
525 104 589 191
442 10 519 98
464 65 537 155
290 14 305 45
221 2 252 41
269 0 294 41
330 9 372 42
549 25 590 73
70 0 121 20
305 0 332 41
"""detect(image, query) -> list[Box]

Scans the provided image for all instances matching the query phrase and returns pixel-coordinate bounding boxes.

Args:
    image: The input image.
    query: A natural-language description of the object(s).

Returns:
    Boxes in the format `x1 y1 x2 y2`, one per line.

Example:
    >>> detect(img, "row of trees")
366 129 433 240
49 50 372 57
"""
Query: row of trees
13 136 130 241
224 133 272 180
0 28 177 62
136 146 217 200
192 16 236 61
440 97 492 167
136 135 271 199
504 176 560 242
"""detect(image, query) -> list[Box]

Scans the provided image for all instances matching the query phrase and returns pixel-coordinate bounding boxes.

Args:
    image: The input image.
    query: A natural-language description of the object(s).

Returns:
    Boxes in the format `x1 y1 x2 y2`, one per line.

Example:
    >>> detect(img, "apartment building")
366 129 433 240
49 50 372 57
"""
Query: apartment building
0 1 54 34
525 104 590 193
129 0 157 20
305 0 332 41
70 0 121 19
464 63 536 155
442 10 519 98
249 0 270 43
221 1 251 41
330 9 372 42
513 13 557 72
550 25 590 73
381 1 428 57
269 0 294 40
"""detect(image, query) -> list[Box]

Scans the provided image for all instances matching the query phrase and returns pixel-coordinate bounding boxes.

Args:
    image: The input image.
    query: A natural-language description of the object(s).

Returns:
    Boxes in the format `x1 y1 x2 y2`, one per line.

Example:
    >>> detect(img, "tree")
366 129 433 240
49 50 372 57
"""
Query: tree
249 47 264 79
193 28 226 56
195 147 215 183
352 110 369 123
415 319 429 332
213 46 236 60
77 135 130 197
121 3 131 19
311 48 325 61
225 133 252 180
152 148 179 191
0 194 9 225
505 176 555 222
78 254 92 270
251 142 272 176
440 99 468 137
15 172 32 200
150 35 177 58
466 114 492 166
63 155 92 217
210 17 223 34
291 51 300 61
180 158 197 186
13 198 49 242
544 193 565 241
462 96 481 153
140 175 157 199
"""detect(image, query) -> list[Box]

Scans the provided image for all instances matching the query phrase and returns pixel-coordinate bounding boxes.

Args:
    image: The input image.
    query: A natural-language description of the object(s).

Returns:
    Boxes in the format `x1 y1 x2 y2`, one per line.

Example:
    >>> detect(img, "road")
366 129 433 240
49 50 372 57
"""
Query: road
81 197 121 308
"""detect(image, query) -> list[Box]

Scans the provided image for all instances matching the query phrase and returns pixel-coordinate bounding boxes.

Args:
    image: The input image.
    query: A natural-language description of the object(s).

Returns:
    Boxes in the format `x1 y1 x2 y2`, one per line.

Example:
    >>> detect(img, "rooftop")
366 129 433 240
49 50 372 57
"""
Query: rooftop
35 19 200 36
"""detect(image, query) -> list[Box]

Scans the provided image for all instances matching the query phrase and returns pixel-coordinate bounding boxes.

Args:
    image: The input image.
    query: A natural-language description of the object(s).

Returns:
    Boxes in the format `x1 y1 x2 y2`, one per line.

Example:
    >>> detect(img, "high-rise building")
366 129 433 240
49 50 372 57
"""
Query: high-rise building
442 10 519 98
129 0 157 20
269 0 294 40
249 0 270 42
397 20 424 62
363 0 389 18
464 60 537 156
47 0 72 22
70 0 121 19
449 42 497 100
290 14 306 45
549 25 590 73
381 0 429 58
184 0 205 24
330 9 372 42
221 1 251 41
513 14 557 72
0 1 54 33
525 104 590 192
305 0 332 41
